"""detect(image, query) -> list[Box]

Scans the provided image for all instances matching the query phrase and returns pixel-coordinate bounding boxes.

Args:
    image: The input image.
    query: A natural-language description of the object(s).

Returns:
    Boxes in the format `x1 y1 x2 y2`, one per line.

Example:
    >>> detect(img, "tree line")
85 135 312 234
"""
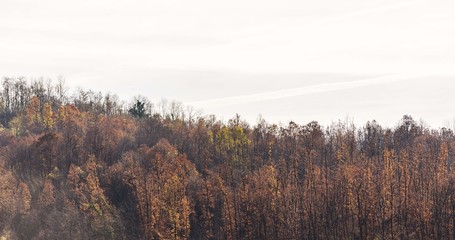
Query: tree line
0 76 453 239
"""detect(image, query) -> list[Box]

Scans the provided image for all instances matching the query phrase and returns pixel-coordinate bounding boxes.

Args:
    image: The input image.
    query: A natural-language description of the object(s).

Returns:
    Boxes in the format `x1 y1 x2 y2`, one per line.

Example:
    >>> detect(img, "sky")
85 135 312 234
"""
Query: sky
1 0 454 128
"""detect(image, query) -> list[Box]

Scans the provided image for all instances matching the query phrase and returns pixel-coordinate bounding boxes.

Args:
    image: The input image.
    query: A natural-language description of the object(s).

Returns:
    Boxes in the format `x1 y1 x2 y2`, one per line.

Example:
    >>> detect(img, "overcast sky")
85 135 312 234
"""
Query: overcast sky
1 0 454 128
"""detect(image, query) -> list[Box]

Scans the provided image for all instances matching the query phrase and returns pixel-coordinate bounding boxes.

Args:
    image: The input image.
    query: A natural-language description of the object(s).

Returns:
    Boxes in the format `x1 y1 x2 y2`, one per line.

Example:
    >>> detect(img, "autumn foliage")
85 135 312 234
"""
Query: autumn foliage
0 77 454 239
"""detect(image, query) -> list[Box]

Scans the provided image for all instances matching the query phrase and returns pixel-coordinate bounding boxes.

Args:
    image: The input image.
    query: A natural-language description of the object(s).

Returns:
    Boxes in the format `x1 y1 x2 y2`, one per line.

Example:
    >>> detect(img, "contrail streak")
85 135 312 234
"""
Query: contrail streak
186 73 417 108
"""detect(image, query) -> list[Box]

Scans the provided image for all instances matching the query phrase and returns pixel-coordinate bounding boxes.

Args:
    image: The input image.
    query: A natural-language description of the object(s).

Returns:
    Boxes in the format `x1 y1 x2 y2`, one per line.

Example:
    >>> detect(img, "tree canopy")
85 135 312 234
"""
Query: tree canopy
0 76 453 240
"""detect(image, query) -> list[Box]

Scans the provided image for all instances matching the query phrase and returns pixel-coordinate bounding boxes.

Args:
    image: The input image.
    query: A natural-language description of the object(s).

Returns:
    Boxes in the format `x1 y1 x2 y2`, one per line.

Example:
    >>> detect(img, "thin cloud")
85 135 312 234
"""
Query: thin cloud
313 0 427 24
187 73 417 108
228 0 428 47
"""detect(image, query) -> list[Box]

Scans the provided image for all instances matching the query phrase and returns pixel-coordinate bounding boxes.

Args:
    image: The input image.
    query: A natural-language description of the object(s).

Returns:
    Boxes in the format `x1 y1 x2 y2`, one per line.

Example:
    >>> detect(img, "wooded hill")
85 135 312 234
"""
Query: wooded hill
0 77 453 239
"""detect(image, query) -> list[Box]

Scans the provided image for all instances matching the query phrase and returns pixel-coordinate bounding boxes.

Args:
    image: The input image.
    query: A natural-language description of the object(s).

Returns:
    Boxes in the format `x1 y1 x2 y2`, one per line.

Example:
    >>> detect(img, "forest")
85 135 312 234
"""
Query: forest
0 76 453 240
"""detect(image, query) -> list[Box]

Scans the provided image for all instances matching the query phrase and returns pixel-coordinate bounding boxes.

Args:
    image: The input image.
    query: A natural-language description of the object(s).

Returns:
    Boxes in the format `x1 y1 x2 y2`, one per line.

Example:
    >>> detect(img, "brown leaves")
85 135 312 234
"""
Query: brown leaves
106 139 197 239
38 179 56 208
0 167 31 229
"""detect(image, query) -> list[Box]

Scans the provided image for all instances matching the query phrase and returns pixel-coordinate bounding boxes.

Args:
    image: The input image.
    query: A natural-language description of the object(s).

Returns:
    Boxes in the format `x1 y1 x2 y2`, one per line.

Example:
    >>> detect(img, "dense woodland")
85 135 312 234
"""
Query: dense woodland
0 76 453 240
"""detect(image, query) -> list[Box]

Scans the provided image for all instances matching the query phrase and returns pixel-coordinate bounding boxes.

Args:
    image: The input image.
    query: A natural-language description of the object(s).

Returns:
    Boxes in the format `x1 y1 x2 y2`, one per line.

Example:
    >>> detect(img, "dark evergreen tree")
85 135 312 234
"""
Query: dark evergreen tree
128 100 148 118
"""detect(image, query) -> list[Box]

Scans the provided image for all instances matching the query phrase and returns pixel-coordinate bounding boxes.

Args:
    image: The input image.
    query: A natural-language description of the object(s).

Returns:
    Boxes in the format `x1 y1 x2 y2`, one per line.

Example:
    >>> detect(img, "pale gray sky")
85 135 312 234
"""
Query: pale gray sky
1 0 454 127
